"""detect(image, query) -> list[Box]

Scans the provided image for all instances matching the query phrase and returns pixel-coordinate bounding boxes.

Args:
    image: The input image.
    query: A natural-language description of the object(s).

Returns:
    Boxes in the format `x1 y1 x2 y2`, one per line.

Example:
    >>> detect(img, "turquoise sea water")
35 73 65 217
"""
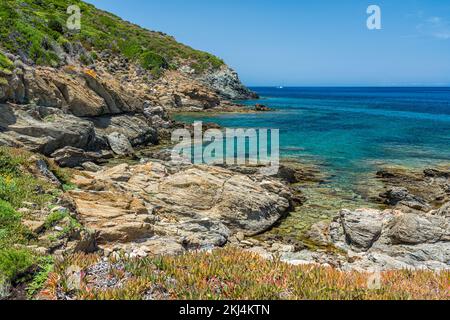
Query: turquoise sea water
175 87 450 191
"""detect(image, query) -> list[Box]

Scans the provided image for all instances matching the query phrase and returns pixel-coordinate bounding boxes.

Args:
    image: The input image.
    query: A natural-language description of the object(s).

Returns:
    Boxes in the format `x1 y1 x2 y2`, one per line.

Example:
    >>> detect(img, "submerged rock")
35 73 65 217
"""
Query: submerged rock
306 221 331 246
254 104 272 112
374 166 450 211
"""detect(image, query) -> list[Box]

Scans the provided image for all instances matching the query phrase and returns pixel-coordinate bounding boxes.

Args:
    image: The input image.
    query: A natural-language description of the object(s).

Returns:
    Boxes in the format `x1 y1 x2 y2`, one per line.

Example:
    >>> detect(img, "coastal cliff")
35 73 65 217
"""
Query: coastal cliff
0 0 256 156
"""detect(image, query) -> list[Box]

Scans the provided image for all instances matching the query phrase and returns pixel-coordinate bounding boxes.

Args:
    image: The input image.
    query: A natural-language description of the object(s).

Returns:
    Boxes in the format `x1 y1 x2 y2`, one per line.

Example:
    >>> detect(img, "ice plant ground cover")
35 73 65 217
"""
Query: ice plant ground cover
39 248 449 300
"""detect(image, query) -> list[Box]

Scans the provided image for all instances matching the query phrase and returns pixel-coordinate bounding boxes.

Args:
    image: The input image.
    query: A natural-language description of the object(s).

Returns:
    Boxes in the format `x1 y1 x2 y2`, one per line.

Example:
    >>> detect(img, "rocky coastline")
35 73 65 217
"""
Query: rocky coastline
0 44 449 274
0 0 448 300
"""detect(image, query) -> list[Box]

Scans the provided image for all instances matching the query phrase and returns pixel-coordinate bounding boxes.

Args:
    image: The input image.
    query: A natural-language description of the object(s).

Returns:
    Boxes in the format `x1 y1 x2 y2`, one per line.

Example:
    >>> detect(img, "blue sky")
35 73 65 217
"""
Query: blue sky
85 0 450 86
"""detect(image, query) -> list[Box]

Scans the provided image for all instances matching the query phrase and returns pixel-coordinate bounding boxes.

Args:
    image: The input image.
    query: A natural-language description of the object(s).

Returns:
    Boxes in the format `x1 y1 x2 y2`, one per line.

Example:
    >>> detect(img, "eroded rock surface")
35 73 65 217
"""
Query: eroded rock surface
197 65 258 100
328 207 450 270
0 53 253 159
374 166 450 212
68 162 292 255
0 104 98 155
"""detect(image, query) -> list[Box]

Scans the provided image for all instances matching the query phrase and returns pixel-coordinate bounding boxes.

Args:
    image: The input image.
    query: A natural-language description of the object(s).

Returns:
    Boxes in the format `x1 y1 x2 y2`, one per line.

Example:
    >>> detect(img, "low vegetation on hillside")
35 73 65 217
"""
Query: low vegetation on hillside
0 0 224 76
0 147 72 299
0 52 13 85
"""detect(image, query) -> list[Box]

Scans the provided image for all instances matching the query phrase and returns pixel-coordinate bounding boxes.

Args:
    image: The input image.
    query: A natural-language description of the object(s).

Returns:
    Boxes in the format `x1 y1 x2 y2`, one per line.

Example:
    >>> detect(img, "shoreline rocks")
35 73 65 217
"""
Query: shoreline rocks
327 207 449 270
2 47 449 274
254 104 272 112
68 161 294 254
374 165 450 210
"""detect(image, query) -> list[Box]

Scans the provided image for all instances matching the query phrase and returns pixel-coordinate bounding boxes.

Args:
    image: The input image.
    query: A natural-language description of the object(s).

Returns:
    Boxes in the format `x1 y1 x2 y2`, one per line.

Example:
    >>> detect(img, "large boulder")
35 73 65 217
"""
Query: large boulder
338 209 385 250
106 132 134 156
82 72 145 114
90 114 158 147
68 189 154 243
69 162 292 251
379 187 431 212
328 206 450 270
25 68 107 116
51 146 111 168
387 213 447 245
11 67 147 117
0 104 97 155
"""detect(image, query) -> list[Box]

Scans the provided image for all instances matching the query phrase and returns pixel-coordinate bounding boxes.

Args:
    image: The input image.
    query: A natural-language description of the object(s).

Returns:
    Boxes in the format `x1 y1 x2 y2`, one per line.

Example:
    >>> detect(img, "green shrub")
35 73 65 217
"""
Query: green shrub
119 40 143 59
90 51 98 61
79 53 92 65
0 173 54 209
0 199 33 247
27 255 54 298
0 148 22 176
48 17 64 34
0 52 13 75
140 51 168 76
0 248 35 283
0 199 20 227
44 210 66 229
0 0 224 75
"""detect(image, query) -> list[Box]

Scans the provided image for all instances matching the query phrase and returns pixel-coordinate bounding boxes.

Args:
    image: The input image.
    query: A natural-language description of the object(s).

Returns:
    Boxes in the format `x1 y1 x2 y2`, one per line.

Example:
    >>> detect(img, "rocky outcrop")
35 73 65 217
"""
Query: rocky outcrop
0 49 255 158
247 205 450 271
197 65 258 100
379 187 431 212
254 104 272 112
374 166 450 211
150 71 222 110
0 104 98 155
1 63 145 117
326 207 450 270
68 161 292 254
51 146 112 168
336 209 385 250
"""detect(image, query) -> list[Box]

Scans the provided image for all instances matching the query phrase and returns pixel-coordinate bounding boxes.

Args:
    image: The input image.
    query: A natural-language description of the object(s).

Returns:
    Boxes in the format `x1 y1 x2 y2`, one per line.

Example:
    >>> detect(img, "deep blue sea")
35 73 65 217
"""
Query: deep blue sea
175 87 450 190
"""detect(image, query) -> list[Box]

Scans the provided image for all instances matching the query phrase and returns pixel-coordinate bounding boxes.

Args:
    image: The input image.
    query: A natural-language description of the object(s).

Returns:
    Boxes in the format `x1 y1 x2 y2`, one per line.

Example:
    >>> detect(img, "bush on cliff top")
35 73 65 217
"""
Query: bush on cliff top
0 0 224 75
